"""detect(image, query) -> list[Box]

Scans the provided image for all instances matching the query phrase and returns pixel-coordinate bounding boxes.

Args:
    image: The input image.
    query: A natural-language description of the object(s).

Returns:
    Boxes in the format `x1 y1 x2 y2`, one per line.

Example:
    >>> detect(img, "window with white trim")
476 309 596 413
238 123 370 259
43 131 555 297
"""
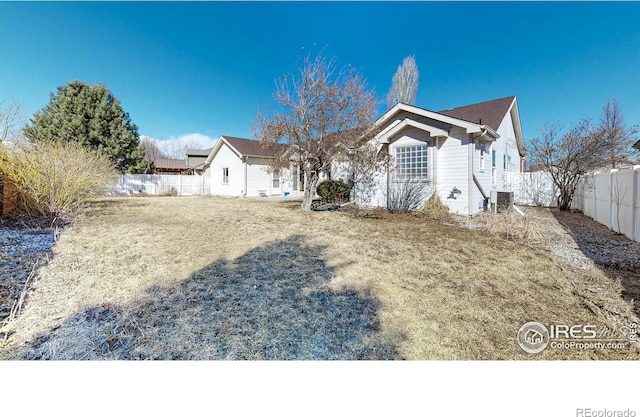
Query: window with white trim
222 167 229 184
394 144 428 180
480 145 486 172
272 172 280 188
491 150 497 185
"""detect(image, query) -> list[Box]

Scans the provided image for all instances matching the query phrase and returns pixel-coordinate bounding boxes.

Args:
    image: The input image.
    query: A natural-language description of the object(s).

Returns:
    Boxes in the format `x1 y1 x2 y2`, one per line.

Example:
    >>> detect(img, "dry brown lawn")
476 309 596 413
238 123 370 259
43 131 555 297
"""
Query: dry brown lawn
1 196 638 360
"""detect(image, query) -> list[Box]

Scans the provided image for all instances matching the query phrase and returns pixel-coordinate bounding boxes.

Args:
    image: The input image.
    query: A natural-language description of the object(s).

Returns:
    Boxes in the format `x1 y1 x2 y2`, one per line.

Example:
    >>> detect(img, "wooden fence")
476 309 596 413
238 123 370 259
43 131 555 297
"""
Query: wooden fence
111 174 211 196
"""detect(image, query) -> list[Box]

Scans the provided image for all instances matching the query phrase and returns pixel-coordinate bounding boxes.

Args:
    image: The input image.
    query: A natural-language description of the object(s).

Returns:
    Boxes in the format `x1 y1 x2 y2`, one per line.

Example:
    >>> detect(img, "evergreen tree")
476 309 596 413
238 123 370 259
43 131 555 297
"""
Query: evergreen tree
24 81 146 173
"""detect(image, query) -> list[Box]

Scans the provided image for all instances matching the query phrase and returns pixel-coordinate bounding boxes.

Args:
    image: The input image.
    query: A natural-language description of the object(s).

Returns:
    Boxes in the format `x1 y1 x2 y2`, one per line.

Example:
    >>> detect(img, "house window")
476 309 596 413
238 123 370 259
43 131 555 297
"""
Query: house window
503 154 507 170
272 172 280 188
480 146 486 172
394 144 428 180
222 167 229 184
492 150 497 185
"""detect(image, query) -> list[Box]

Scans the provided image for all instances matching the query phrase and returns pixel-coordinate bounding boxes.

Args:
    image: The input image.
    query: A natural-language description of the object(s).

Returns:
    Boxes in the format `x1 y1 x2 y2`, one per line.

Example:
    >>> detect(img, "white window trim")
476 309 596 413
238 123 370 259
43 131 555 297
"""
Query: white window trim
491 150 497 185
393 143 429 181
222 167 229 184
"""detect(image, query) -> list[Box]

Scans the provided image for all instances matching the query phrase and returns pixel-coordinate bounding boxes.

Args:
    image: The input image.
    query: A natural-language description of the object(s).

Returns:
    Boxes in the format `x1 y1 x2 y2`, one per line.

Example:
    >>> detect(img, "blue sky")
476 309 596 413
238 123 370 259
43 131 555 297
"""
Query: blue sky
1 1 640 151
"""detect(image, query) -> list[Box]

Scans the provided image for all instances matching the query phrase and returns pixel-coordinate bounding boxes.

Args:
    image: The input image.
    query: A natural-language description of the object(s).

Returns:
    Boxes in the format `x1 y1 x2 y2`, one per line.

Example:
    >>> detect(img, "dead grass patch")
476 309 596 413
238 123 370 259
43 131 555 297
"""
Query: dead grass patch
476 208 550 244
1 196 638 359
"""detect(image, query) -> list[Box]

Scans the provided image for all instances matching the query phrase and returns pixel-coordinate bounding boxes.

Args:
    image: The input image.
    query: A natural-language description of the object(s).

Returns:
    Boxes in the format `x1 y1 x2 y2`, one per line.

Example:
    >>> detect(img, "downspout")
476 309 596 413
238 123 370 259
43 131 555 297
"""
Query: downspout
243 156 248 197
469 128 489 214
468 137 474 215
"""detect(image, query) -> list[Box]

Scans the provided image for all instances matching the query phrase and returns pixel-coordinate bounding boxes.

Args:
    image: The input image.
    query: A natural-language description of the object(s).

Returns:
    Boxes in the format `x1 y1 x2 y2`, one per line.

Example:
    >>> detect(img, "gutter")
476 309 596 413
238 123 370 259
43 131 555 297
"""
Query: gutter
243 157 248 197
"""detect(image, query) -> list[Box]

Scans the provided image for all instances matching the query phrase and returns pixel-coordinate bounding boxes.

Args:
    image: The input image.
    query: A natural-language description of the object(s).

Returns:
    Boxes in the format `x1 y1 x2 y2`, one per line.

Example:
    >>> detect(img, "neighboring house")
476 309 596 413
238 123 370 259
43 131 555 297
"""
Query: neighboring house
186 147 213 175
154 158 190 175
634 140 640 151
334 96 526 215
203 136 305 197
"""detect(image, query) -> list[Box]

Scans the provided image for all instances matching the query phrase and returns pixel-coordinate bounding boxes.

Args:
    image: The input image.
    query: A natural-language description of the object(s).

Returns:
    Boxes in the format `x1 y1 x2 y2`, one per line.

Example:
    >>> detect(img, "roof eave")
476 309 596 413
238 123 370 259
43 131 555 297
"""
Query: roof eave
377 103 487 135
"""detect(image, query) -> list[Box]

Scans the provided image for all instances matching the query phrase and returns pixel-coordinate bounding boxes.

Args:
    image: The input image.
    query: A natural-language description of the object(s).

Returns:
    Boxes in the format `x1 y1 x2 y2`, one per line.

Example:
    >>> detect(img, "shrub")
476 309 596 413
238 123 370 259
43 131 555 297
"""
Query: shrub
420 193 451 222
387 179 430 213
316 179 351 204
161 186 178 197
0 140 118 221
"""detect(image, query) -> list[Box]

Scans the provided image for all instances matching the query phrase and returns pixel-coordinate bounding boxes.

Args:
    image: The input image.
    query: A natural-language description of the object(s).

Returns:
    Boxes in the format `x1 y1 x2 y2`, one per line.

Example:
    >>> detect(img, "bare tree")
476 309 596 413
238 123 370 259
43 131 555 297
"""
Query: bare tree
386 55 419 109
529 121 604 210
0 100 25 142
609 175 627 235
254 52 378 211
529 100 638 211
598 99 639 168
157 135 210 159
140 136 167 174
335 140 390 214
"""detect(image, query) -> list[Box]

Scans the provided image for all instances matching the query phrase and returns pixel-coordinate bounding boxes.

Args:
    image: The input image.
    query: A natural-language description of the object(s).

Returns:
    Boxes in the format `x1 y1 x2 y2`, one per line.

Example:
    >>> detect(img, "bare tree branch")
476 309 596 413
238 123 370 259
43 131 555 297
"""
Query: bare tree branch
254 51 379 211
0 100 25 142
387 55 419 108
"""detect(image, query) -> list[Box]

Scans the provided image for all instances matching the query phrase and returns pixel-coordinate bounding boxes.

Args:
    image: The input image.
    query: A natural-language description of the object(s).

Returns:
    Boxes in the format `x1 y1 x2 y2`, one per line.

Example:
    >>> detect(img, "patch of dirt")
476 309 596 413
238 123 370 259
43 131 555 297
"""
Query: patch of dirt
0 227 55 323
550 210 640 271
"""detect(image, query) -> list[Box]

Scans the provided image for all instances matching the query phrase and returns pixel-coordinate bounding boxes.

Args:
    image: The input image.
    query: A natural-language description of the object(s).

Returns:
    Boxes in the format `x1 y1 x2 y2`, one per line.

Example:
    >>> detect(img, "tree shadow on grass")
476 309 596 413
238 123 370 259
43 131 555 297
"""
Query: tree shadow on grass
550 210 640 323
15 235 398 360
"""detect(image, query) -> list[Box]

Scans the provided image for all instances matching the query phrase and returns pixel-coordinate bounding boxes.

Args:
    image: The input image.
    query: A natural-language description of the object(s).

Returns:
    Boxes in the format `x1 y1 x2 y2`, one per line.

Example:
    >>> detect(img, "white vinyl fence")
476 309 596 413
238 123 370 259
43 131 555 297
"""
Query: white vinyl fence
514 167 640 242
512 171 559 207
111 174 211 196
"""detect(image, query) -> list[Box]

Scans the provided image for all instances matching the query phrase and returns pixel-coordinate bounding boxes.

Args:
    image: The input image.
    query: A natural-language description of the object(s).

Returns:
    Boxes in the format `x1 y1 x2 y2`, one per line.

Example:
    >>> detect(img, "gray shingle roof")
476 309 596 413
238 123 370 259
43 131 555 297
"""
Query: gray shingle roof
438 96 515 131
154 158 187 170
223 136 274 158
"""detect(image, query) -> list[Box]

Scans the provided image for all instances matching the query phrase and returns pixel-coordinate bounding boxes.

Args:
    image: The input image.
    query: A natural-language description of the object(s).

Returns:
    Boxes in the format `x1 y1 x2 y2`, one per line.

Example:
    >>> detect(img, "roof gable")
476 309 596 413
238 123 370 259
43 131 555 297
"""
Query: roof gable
224 136 274 158
438 96 515 132
205 136 274 165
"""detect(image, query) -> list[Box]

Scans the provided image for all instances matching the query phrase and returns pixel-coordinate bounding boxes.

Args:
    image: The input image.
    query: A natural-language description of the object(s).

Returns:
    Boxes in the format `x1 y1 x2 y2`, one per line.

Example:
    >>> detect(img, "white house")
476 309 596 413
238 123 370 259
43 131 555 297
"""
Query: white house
203 136 304 197
334 96 526 215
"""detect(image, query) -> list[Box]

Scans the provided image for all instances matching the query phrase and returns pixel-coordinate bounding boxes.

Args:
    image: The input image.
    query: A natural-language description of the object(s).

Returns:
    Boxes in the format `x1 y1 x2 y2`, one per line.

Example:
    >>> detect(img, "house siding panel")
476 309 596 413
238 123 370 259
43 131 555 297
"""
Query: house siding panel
210 143 244 196
495 109 523 190
437 128 471 215
246 157 273 196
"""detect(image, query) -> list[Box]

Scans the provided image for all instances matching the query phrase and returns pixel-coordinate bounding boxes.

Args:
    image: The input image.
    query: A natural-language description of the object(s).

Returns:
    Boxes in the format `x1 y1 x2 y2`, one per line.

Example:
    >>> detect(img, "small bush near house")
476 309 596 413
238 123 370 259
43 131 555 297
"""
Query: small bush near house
0 140 118 221
420 193 452 222
316 179 351 204
387 179 430 214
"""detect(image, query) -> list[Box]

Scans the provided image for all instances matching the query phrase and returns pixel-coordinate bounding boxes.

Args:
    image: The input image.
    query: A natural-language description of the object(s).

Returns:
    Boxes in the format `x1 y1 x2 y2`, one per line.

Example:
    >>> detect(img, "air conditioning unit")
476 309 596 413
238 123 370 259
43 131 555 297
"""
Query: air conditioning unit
490 190 514 213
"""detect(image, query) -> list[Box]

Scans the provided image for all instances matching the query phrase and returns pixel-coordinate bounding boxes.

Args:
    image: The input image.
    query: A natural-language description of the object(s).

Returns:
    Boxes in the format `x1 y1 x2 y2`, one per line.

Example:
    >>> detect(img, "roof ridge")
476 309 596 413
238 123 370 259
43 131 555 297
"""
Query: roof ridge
438 95 515 113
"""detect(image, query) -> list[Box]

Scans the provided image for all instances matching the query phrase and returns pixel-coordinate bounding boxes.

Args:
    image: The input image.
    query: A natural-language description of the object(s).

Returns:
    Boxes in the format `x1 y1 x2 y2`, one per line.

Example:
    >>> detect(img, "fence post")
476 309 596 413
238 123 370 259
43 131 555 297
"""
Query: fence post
593 173 597 221
633 166 639 242
609 169 617 231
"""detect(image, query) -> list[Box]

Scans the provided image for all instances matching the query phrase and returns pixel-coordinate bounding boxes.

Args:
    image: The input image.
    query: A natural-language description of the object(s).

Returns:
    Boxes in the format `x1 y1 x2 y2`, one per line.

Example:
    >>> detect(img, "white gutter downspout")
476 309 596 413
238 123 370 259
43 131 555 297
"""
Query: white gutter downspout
469 128 489 215
468 137 474 215
242 157 248 197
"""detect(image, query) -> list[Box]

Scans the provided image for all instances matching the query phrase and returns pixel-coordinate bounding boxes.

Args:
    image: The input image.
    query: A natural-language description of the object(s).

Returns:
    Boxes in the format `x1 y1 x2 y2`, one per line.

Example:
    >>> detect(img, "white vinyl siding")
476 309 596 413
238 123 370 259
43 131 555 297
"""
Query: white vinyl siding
246 157 272 196
437 128 472 215
210 143 244 196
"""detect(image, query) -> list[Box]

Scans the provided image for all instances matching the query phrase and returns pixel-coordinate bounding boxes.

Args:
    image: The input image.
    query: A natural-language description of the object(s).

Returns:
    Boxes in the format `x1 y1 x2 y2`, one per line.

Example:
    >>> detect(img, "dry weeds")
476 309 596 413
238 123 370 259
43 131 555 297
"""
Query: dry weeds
1 196 638 360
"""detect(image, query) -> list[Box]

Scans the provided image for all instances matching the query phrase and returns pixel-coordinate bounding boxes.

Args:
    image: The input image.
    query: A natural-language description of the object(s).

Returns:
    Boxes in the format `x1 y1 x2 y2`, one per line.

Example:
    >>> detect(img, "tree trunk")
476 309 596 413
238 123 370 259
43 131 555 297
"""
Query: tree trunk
558 189 573 211
300 170 319 211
